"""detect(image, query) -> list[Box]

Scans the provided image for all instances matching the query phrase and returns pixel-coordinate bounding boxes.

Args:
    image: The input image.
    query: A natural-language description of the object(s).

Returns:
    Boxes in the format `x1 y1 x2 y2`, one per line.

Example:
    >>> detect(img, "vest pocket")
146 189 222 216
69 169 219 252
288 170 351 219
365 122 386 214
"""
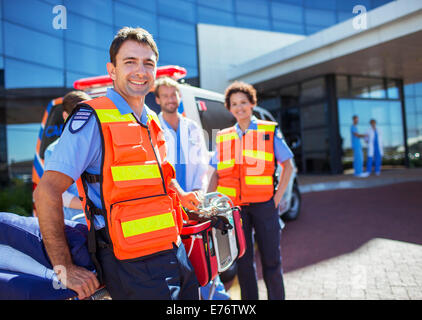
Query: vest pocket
109 123 147 164
110 194 178 257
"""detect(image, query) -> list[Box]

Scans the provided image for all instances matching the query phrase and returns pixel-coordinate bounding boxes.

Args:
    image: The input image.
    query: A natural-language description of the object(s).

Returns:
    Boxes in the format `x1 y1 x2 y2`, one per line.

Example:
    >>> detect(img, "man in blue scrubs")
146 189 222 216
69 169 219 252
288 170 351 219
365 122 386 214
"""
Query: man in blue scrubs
351 115 369 177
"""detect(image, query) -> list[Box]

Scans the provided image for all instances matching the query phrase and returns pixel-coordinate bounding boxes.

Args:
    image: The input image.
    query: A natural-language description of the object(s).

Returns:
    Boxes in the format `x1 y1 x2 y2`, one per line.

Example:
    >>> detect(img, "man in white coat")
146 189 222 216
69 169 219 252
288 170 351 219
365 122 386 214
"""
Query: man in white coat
366 119 384 175
154 76 230 300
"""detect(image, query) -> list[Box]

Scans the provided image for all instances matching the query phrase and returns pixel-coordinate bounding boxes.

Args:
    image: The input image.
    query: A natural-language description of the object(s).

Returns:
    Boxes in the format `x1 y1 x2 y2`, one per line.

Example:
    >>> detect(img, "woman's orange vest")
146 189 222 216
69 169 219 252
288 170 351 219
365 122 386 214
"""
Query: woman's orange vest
216 120 277 206
75 96 187 261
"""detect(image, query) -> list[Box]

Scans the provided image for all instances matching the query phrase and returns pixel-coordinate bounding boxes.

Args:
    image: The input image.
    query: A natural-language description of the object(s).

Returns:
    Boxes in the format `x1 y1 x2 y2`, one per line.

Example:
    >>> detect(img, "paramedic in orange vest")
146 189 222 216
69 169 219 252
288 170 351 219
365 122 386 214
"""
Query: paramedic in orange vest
34 27 200 300
208 81 294 300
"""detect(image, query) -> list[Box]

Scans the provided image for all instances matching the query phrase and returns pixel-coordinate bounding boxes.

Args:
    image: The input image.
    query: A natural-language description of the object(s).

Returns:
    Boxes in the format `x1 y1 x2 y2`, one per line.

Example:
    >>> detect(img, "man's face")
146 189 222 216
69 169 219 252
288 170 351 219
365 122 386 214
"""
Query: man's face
156 85 181 114
107 40 157 100
353 117 359 125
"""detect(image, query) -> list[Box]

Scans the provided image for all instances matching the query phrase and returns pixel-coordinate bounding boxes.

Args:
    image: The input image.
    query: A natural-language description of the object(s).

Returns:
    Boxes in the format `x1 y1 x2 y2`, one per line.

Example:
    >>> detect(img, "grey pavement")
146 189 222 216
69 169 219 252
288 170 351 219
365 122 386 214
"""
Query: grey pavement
225 167 422 300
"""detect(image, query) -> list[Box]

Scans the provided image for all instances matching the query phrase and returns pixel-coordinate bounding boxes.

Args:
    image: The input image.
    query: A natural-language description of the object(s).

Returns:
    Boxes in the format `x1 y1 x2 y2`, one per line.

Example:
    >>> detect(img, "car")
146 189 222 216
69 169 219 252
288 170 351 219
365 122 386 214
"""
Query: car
32 65 301 221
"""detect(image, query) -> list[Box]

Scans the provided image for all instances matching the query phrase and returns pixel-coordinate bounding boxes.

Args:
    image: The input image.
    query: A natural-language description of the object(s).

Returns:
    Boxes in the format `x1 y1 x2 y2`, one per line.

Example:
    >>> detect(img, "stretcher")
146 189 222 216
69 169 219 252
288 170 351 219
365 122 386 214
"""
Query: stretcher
0 193 245 300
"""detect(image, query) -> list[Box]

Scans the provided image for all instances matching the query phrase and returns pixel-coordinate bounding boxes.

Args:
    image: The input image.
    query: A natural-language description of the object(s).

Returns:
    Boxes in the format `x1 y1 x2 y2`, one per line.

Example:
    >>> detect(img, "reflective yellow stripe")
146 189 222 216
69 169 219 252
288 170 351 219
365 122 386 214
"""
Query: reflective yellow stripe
217 159 235 171
257 124 276 132
217 186 236 197
96 109 135 123
244 176 273 185
243 149 274 162
216 132 238 143
121 212 175 238
111 164 161 181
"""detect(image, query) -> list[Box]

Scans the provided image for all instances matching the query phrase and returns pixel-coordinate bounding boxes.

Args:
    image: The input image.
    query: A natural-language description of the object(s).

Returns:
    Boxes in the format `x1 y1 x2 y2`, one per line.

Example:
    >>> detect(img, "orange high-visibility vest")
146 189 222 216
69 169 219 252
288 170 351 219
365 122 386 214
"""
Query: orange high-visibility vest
75 96 186 261
216 120 277 206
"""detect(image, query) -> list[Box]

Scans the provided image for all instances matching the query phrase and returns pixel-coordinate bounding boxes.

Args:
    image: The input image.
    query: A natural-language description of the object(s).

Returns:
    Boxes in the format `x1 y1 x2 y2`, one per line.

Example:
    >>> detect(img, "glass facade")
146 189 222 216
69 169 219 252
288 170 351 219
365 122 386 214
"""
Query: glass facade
1 0 421 181
404 83 422 167
337 75 406 171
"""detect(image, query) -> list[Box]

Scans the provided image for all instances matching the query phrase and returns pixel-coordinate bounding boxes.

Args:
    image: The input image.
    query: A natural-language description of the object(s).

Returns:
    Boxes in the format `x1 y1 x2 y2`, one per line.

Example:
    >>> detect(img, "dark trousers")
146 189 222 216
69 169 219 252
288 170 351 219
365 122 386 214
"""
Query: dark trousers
237 199 285 300
97 241 199 300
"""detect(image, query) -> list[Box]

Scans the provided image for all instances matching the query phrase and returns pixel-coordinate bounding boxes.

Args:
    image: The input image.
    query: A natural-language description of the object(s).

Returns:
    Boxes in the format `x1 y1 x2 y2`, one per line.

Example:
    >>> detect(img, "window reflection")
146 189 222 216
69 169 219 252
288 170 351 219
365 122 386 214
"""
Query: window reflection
338 99 405 170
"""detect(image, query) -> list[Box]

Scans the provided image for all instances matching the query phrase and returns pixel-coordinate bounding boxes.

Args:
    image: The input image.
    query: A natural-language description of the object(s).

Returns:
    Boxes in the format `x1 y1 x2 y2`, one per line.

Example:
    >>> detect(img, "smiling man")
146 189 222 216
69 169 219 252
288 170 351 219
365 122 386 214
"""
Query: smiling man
34 27 200 300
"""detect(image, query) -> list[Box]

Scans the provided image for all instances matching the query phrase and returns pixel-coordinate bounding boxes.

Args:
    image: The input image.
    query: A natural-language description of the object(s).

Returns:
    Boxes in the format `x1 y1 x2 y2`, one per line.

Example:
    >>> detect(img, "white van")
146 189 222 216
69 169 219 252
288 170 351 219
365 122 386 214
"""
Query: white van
32 66 300 221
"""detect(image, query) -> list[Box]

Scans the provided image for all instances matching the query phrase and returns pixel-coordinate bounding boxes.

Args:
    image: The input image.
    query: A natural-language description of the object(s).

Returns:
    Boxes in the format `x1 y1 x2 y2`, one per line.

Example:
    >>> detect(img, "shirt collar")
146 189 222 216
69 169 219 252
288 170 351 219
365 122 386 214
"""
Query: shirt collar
235 116 258 136
106 88 148 125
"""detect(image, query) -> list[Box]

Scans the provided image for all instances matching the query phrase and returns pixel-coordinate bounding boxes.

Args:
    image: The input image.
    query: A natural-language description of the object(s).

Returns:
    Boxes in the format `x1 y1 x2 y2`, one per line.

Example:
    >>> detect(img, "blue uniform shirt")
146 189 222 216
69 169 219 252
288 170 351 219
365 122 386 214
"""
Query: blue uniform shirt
45 88 153 229
209 116 294 169
351 125 361 150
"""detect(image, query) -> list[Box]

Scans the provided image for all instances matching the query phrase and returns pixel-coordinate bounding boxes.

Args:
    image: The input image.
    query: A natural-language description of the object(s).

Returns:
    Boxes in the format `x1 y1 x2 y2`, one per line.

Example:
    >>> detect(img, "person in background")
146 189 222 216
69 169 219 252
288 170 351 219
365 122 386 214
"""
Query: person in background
351 115 369 178
208 81 294 300
366 119 383 176
44 90 91 223
154 76 230 300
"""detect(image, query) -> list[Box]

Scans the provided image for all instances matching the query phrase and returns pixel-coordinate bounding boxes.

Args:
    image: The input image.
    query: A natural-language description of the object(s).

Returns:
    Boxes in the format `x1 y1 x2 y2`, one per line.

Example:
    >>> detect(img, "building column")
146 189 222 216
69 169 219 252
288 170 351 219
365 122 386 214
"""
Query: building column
325 74 343 174
398 79 410 168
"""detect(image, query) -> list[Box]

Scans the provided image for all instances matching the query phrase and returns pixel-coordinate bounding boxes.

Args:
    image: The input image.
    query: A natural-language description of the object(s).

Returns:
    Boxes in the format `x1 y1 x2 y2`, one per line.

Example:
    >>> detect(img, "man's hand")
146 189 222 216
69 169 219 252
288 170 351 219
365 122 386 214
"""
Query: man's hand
179 190 201 211
55 264 100 300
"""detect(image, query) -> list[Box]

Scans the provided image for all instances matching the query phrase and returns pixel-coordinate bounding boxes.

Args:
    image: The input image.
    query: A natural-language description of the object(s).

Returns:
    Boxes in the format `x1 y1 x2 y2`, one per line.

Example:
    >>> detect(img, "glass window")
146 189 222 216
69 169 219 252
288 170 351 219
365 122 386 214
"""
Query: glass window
301 103 326 129
64 0 112 24
236 14 270 30
117 0 157 13
158 40 197 69
305 24 326 35
66 42 108 76
158 0 196 23
305 8 336 27
387 80 399 99
5 58 63 89
66 14 113 50
3 0 58 36
280 85 300 108
300 78 325 103
272 20 305 34
338 98 405 169
66 71 97 88
198 6 236 26
197 0 233 12
336 0 371 11
304 0 336 10
336 75 349 98
235 0 269 19
404 83 415 97
413 82 422 96
159 17 196 46
351 77 386 99
4 22 63 69
271 2 303 23
337 11 354 22
114 2 158 36
7 123 39 164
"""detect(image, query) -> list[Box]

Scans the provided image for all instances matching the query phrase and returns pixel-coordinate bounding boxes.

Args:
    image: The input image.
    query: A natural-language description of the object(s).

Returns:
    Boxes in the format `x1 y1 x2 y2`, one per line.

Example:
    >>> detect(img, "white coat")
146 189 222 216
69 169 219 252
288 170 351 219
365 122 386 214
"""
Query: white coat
158 113 209 192
366 127 384 157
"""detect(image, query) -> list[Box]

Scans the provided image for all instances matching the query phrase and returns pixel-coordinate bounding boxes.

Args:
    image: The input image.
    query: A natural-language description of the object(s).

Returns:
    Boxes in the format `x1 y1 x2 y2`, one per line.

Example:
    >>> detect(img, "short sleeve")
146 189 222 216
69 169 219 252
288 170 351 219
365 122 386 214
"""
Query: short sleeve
44 113 102 181
273 127 294 163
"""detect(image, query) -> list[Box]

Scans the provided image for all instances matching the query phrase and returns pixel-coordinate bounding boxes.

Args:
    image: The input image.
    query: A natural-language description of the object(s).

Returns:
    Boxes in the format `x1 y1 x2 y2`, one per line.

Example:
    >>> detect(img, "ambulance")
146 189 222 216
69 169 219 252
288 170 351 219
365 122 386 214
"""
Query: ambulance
32 65 301 221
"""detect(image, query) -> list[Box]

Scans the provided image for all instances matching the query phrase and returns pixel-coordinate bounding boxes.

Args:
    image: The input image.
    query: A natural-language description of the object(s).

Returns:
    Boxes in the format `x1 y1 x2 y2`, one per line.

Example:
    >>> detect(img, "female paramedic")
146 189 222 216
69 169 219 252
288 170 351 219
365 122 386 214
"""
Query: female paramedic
208 81 294 300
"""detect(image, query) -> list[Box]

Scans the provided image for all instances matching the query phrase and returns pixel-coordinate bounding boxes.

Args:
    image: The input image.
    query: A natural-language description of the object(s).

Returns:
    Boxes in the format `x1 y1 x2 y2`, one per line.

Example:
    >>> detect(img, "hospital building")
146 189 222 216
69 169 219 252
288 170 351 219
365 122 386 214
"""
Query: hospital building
1 0 422 184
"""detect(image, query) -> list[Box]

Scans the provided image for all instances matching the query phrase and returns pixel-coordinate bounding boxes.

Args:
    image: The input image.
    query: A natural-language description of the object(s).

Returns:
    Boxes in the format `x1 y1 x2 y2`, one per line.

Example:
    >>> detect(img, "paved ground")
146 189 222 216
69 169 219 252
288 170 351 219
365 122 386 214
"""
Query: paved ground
225 169 422 300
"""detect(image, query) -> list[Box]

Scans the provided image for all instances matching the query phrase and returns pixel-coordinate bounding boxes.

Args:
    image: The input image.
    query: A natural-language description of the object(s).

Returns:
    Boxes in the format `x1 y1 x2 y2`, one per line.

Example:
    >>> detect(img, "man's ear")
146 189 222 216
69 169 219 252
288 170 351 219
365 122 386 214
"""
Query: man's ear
106 62 116 81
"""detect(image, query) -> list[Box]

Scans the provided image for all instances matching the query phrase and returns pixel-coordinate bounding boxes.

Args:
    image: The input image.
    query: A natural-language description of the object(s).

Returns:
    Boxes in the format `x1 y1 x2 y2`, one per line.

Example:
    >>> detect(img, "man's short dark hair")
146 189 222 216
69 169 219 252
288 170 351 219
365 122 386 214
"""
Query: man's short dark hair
352 115 358 120
62 90 90 114
109 27 159 65
224 81 257 110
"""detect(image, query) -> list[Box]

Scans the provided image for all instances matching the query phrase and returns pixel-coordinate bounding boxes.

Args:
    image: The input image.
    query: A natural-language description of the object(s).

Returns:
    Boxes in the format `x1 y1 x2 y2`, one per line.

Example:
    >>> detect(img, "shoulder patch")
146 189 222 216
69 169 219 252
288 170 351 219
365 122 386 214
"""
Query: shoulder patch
69 108 93 134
